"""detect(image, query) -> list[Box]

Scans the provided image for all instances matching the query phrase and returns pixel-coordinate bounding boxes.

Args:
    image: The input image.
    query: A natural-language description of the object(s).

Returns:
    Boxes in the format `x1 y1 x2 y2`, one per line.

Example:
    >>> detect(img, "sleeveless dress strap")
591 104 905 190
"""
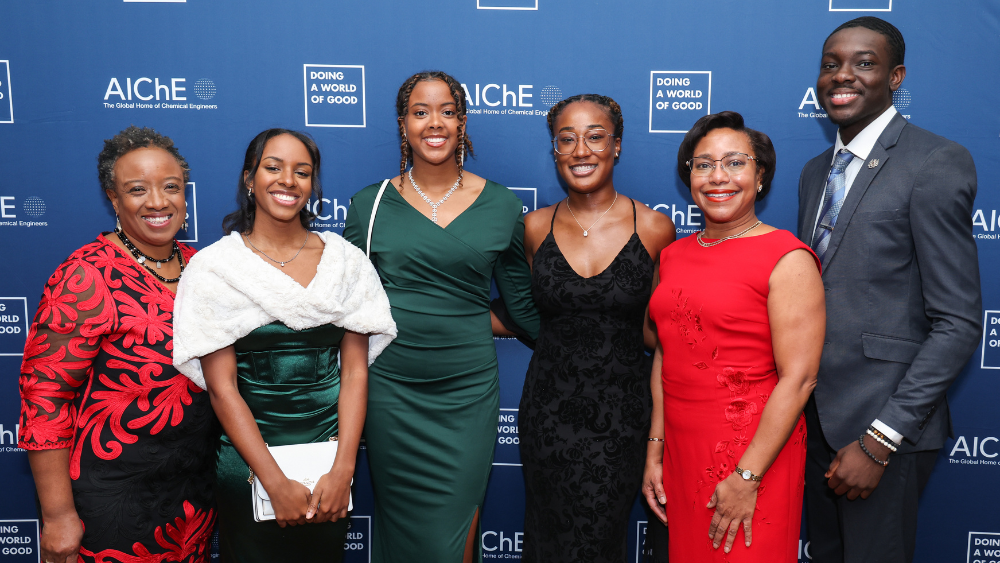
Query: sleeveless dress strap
630 198 637 234
550 201 561 233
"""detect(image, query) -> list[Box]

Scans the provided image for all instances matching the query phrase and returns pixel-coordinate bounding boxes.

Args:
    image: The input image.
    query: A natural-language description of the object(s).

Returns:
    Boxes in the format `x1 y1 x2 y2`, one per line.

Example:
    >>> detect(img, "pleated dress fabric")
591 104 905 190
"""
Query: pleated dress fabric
214 321 348 563
343 180 540 563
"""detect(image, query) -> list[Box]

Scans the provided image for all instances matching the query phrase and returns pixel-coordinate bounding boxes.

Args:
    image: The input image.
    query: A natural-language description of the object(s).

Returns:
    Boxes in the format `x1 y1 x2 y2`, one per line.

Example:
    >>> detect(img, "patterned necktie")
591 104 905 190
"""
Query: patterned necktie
811 149 855 263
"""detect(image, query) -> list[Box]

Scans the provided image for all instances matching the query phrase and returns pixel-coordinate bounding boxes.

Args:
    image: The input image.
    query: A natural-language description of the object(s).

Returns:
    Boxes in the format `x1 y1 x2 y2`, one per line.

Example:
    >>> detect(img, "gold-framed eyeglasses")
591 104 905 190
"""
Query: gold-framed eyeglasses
552 128 615 155
686 153 758 177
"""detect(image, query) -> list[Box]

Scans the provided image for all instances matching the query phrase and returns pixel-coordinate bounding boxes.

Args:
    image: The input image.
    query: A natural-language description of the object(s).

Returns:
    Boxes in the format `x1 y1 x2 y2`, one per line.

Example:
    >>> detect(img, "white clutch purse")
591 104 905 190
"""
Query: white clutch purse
250 437 353 522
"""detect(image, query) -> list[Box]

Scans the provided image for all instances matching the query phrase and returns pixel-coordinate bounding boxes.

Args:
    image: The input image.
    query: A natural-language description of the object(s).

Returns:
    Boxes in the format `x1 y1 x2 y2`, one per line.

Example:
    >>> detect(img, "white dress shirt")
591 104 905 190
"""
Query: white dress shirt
813 105 905 445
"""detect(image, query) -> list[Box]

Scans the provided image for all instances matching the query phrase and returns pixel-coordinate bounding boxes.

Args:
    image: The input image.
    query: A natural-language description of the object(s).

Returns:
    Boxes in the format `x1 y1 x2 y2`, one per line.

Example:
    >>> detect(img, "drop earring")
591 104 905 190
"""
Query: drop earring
757 185 763 193
115 215 121 231
182 221 189 231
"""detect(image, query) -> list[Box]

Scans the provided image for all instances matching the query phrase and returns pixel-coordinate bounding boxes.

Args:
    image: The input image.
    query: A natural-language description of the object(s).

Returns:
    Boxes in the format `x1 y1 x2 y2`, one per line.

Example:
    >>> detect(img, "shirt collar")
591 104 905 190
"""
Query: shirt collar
833 105 898 163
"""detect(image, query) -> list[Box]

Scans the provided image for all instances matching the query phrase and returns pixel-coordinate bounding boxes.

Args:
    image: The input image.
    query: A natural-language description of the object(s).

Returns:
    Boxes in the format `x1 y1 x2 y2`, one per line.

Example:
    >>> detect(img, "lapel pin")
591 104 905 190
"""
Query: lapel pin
868 158 879 169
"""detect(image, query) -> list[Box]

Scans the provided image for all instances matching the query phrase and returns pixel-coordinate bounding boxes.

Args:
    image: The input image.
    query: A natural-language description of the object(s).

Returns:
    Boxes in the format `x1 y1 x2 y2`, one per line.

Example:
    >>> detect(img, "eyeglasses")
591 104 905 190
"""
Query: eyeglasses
686 153 758 177
552 128 615 155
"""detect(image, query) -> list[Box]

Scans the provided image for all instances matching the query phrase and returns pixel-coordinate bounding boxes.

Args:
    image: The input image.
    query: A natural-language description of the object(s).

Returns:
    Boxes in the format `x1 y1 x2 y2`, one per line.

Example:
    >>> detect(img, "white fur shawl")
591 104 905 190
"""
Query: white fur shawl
172 231 396 390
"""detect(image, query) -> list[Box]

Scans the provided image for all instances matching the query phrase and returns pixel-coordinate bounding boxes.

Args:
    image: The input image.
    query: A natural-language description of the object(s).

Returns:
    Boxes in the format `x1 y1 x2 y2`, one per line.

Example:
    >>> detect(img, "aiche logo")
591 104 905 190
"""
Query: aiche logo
477 0 537 10
493 409 521 467
342 516 371 563
649 71 711 133
1 423 22 451
461 81 555 117
797 87 910 119
971 209 1000 243
968 531 1000 563
948 435 1000 465
508 187 537 215
481 530 523 557
309 197 350 231
650 202 703 235
0 520 38 560
0 60 12 123
0 297 28 356
177 183 198 243
103 76 218 110
0 196 48 228
829 0 891 11
304 65 365 128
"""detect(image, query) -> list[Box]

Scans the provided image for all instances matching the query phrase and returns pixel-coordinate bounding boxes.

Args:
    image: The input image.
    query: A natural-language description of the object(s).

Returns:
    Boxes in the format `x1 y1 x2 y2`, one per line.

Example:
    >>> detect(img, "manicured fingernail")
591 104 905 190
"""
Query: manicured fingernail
746 541 751 547
713 543 719 549
725 547 730 553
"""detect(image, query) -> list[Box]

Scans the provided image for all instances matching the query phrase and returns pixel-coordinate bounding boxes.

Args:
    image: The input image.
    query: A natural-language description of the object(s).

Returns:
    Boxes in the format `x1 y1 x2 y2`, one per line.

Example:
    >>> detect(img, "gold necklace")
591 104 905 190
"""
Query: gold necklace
696 220 762 248
566 192 618 237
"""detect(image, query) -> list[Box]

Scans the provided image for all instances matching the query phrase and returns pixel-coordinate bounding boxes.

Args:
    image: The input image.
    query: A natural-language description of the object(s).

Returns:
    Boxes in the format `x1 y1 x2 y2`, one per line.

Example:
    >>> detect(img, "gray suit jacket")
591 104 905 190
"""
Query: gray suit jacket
797 113 981 453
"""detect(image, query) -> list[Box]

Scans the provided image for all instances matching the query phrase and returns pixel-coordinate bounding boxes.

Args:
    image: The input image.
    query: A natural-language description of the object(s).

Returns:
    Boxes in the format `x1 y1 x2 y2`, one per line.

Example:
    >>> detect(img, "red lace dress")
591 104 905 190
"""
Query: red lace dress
18 234 217 563
649 230 815 562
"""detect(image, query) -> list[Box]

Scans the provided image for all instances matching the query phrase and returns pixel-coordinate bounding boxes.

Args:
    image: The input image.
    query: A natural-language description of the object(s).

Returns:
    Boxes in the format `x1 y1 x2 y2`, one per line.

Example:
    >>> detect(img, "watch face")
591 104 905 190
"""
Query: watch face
742 469 752 480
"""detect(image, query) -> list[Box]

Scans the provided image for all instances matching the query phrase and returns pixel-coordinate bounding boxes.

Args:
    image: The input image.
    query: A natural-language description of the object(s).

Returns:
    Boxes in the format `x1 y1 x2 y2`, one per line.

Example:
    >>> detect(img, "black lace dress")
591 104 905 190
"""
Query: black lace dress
519 200 654 563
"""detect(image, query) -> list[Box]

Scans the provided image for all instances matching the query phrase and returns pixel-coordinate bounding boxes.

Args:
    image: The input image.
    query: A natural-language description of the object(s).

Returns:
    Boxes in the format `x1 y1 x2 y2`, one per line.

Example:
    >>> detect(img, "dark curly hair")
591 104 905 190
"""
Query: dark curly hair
676 111 776 202
98 125 190 194
827 16 905 68
222 129 322 235
546 94 624 159
396 71 474 185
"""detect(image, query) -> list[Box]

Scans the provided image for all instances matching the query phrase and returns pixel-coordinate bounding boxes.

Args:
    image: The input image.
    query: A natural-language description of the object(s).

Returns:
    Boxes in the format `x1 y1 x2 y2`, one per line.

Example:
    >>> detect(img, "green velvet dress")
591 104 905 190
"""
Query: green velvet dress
344 180 539 563
215 321 349 563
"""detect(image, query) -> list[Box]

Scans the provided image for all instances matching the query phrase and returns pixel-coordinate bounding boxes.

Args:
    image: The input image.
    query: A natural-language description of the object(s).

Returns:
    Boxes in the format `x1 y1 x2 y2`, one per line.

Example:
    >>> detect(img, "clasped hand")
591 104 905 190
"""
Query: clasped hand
707 472 758 554
269 469 352 528
825 436 888 500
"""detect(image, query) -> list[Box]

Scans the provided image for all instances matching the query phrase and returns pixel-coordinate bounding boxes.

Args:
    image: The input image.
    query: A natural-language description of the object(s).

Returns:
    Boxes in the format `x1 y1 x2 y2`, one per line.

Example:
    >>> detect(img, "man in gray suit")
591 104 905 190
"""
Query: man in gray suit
798 17 980 563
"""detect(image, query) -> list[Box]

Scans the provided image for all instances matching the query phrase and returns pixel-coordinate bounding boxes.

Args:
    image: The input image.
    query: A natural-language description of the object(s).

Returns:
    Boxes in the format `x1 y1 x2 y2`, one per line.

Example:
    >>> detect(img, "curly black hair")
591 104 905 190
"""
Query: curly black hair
98 125 190 194
676 111 776 202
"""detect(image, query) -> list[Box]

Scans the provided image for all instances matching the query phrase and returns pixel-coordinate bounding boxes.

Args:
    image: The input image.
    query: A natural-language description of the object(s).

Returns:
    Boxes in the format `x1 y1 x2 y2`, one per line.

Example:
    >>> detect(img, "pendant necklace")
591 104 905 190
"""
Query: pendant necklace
115 227 185 283
566 192 618 237
696 220 763 248
243 232 310 267
408 168 462 224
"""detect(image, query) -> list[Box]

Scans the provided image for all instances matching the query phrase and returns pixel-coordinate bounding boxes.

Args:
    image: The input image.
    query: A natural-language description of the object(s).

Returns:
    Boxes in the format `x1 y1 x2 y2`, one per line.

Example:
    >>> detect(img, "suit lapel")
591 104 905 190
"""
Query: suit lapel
821 114 907 270
800 149 833 245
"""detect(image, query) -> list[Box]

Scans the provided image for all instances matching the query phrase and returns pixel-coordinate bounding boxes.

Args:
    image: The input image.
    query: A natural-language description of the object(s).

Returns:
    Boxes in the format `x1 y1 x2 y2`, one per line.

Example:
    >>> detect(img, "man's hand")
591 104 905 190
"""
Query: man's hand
826 434 891 500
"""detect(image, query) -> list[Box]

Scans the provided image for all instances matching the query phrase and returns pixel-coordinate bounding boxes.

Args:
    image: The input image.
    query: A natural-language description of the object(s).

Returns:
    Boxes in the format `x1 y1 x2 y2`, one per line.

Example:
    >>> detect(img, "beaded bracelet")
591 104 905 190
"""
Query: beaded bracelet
648 437 665 442
866 428 898 452
858 434 889 467
868 426 901 449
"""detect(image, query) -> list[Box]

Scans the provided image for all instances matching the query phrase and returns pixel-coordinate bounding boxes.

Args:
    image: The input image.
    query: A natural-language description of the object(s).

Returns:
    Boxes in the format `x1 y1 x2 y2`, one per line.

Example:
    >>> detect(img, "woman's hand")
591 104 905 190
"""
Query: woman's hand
268 479 312 528
39 512 83 563
641 460 668 524
707 472 758 553
306 465 353 523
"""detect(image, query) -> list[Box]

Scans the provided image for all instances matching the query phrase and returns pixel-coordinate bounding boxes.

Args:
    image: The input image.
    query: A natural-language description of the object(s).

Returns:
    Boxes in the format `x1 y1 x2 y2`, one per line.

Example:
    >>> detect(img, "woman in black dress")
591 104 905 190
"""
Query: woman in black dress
19 126 216 563
515 95 675 562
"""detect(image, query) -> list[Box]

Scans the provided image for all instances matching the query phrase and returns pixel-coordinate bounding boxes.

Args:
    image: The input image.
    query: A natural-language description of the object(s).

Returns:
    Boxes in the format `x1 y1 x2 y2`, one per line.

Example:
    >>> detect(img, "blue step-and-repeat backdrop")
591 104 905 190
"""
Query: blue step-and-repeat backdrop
1 1 998 562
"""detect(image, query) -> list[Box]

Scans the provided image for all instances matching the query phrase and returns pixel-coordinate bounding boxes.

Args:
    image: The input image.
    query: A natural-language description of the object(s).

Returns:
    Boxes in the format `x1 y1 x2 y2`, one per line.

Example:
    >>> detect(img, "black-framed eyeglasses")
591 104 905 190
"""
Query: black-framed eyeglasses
552 128 616 155
686 153 758 177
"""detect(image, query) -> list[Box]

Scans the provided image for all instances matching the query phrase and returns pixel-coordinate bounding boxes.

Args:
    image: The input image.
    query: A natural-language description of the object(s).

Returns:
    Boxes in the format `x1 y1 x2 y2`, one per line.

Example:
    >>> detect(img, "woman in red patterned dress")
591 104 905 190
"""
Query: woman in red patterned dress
643 112 825 562
18 126 216 563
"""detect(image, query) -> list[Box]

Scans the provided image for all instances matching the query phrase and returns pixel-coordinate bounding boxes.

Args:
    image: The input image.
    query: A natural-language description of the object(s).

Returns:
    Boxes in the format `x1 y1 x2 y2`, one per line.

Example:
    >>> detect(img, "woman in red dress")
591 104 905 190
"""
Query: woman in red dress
18 126 216 563
643 111 825 561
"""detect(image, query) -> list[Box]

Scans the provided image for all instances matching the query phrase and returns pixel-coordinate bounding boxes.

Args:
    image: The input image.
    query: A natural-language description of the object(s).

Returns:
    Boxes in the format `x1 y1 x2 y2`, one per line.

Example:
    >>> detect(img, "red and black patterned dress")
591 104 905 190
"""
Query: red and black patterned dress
18 234 217 563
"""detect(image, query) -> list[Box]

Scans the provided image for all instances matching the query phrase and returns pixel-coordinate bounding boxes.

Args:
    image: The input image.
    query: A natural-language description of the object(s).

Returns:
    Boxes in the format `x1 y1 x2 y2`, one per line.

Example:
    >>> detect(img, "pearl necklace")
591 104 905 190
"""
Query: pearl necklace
566 192 618 237
408 168 462 224
696 220 762 247
243 232 309 267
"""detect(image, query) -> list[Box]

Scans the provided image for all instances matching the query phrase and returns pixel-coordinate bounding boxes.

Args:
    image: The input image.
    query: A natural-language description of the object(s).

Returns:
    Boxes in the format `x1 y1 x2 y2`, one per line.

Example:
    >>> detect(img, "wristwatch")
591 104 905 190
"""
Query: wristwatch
734 465 763 482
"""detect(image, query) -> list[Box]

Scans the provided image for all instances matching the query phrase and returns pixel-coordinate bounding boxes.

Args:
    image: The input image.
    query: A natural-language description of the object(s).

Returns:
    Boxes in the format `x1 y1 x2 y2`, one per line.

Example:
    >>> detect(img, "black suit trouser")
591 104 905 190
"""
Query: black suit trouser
804 397 937 563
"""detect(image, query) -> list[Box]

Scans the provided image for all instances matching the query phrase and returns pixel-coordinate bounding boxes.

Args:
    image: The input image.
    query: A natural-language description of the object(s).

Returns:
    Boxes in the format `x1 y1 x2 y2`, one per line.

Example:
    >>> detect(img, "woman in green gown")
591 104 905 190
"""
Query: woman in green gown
343 71 539 563
173 129 396 562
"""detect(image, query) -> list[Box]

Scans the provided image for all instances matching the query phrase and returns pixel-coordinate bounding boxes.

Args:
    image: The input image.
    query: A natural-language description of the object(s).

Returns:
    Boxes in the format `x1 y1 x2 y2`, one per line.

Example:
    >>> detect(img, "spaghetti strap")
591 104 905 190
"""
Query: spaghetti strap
630 198 637 234
550 201 561 233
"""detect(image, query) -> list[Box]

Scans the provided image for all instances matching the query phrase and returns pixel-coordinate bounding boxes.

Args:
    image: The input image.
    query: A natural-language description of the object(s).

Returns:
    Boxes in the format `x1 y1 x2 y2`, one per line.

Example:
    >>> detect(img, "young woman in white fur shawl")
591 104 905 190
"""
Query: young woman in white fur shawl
171 129 396 563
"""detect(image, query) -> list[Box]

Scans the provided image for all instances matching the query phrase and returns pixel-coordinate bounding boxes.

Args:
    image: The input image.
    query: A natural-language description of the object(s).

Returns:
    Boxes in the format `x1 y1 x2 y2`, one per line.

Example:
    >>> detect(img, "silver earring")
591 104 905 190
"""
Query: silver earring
247 187 253 198
182 221 189 231
115 215 121 231
757 185 763 193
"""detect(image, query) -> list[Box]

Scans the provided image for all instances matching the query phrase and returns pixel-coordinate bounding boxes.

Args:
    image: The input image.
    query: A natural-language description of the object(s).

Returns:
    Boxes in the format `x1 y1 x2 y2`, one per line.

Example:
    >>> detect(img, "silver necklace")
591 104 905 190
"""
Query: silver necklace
408 168 462 224
243 232 310 267
696 220 762 247
566 192 618 237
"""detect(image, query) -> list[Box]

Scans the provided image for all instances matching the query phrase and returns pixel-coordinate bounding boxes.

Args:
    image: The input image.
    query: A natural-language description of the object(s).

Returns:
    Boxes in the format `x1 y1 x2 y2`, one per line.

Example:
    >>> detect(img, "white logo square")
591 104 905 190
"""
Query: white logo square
508 187 537 215
177 182 198 243
968 531 1000 563
477 0 537 9
304 65 366 128
829 0 891 11
0 297 28 356
0 61 12 123
648 71 711 134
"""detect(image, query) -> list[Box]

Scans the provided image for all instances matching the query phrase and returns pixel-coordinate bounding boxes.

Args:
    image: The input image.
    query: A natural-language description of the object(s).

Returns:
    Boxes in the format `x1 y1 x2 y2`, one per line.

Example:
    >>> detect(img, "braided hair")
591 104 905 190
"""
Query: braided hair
546 94 624 159
396 71 475 187
827 17 905 68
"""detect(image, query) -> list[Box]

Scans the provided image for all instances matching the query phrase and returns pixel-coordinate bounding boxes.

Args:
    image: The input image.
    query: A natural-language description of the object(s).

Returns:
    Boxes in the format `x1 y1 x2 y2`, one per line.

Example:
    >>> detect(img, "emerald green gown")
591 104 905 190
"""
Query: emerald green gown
215 321 349 563
344 180 539 563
